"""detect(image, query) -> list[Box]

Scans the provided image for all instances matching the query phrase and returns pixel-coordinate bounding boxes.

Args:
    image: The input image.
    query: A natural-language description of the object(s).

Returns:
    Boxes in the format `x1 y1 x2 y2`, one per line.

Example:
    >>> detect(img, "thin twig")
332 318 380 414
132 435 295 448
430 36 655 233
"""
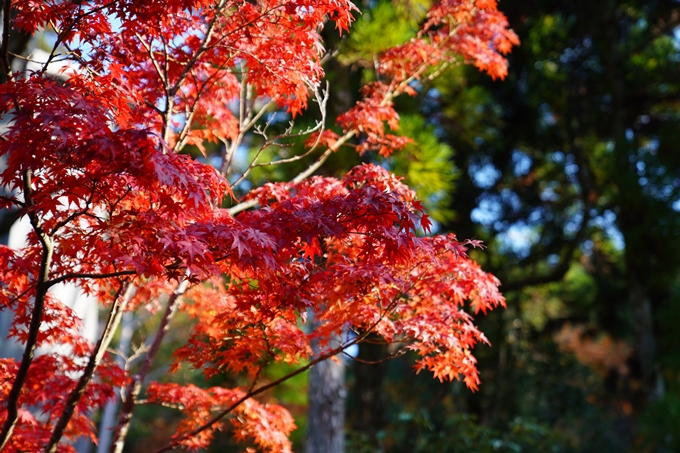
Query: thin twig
0 194 24 206
168 0 227 98
135 33 168 89
46 270 137 288
342 347 408 364
48 182 97 236
225 129 356 215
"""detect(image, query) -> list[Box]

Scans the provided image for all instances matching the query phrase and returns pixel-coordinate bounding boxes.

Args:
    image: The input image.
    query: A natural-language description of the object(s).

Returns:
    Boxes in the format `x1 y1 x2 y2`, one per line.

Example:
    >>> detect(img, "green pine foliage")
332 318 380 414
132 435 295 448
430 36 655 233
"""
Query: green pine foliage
338 0 426 67
388 114 457 223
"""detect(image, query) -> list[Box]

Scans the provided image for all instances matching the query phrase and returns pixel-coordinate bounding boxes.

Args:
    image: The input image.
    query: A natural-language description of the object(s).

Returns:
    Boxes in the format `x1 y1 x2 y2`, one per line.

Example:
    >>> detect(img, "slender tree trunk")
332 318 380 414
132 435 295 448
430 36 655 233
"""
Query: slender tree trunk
305 335 346 453
304 42 354 450
97 311 134 453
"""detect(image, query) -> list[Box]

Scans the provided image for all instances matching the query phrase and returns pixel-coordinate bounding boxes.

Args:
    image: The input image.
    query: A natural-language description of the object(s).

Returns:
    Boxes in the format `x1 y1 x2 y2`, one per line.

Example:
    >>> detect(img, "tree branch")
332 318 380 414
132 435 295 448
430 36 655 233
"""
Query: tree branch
48 183 97 236
0 170 54 450
168 0 227 99
224 30 458 214
502 199 592 292
109 278 190 453
229 82 331 188
0 194 24 207
0 0 12 83
44 283 136 453
152 331 368 453
225 129 355 216
150 284 417 453
46 270 138 288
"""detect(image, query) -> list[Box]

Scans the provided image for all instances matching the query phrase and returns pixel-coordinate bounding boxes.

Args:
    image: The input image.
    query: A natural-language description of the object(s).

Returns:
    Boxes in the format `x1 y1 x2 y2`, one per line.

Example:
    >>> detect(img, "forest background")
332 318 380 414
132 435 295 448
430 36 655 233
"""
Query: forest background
336 0 680 451
1 0 679 452
329 1 680 451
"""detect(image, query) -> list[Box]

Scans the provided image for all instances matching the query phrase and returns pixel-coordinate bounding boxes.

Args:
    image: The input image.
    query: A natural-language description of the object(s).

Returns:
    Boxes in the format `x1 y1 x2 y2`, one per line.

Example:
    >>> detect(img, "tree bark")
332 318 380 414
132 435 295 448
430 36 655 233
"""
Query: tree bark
305 336 346 453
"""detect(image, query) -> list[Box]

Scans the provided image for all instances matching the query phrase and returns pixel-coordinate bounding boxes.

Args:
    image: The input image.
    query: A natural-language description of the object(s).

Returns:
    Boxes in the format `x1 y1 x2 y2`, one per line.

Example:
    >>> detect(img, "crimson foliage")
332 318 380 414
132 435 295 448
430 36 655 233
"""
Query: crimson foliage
0 0 516 451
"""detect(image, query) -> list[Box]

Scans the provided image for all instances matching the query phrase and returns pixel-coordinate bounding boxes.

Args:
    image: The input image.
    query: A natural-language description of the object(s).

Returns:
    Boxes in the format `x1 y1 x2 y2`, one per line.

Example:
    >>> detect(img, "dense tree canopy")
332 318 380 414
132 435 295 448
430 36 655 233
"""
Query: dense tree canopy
0 0 518 451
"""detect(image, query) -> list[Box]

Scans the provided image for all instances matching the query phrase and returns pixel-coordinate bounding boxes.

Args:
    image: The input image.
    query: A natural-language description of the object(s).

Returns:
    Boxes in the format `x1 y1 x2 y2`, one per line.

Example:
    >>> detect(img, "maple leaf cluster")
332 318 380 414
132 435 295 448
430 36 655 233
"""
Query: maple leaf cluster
0 0 514 451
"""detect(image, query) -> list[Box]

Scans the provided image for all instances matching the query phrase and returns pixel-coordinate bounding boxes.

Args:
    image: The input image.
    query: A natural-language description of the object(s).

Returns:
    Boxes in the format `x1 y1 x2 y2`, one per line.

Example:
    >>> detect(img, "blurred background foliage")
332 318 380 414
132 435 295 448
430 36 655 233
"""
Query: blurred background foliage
338 0 680 452
340 0 680 452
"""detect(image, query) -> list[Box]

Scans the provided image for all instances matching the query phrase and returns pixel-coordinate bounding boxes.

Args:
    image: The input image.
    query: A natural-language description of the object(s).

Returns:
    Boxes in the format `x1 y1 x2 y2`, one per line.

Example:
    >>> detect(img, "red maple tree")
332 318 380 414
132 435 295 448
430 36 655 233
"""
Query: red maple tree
0 0 517 451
